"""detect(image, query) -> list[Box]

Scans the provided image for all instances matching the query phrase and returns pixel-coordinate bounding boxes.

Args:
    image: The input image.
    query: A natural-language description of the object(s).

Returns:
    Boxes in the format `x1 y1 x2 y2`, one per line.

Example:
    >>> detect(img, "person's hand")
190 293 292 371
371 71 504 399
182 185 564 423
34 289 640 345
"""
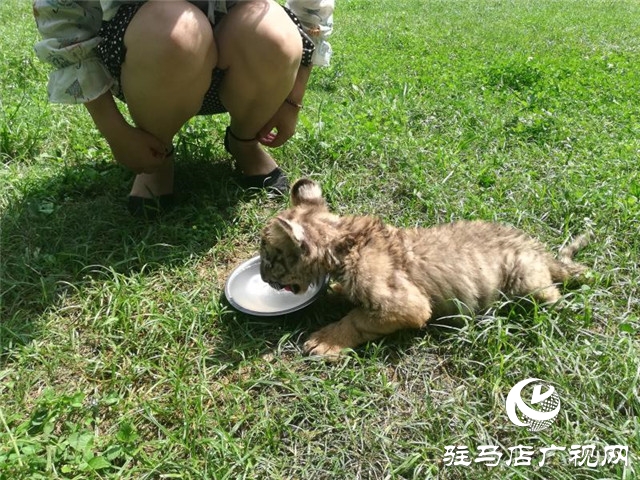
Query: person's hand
257 101 301 148
108 125 171 174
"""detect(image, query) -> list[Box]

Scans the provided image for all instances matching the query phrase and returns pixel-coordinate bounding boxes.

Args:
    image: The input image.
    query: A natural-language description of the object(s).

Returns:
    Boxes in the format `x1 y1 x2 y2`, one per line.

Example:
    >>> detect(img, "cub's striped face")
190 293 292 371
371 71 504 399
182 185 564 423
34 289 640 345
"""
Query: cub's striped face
259 228 311 294
259 178 328 294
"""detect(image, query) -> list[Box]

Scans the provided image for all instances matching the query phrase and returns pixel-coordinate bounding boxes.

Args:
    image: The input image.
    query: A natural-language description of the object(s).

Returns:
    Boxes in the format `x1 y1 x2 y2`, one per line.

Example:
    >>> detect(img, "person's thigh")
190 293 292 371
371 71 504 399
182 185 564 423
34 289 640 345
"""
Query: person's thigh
121 0 217 141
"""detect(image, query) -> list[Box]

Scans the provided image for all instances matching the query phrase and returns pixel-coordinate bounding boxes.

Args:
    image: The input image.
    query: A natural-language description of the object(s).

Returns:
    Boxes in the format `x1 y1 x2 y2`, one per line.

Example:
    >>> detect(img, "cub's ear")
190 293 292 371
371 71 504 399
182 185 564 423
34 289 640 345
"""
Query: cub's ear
290 178 325 207
273 216 309 253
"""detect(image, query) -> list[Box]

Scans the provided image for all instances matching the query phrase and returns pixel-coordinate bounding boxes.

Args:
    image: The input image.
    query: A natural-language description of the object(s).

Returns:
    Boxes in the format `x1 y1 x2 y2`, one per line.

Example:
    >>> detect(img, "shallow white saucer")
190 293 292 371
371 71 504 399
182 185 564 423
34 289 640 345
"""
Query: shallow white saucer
224 256 327 316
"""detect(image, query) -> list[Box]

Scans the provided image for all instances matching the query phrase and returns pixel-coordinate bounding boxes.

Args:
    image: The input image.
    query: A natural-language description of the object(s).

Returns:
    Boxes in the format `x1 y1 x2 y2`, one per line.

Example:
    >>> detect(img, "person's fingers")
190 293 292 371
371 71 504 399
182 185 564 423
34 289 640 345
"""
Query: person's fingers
145 134 170 159
257 122 276 141
259 131 277 145
137 146 171 174
268 126 295 147
261 133 286 148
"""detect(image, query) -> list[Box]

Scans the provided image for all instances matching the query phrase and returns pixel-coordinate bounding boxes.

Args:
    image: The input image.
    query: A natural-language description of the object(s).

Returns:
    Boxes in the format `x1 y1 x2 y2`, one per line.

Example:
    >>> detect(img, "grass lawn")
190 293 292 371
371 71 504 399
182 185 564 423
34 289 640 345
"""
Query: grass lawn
1 0 639 478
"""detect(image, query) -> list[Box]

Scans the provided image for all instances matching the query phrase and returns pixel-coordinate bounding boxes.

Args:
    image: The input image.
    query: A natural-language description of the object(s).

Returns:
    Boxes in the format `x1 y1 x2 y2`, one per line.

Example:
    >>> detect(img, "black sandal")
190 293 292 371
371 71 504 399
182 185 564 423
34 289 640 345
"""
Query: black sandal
127 144 176 218
127 193 175 218
224 127 290 196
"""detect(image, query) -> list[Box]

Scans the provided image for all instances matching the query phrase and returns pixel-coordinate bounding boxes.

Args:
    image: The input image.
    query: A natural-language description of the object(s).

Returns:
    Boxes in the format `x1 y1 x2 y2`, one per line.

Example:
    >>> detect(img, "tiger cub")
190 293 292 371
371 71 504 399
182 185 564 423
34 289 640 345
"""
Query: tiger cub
259 179 589 358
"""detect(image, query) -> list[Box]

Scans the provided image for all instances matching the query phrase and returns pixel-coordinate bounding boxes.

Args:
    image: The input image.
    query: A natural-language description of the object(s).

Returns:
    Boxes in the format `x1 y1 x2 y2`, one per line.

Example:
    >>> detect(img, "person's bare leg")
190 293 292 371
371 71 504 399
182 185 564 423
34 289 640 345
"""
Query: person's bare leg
121 0 216 198
215 0 302 176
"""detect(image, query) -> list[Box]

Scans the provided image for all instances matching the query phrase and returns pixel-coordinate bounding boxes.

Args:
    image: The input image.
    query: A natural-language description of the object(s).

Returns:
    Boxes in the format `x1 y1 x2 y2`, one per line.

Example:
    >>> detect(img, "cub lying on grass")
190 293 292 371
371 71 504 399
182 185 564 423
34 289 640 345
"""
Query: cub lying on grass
259 178 590 358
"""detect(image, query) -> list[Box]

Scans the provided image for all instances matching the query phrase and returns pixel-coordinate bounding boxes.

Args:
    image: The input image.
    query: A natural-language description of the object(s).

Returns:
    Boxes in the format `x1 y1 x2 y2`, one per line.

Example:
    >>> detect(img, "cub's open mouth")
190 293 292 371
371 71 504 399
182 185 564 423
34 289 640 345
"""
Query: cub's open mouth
269 282 301 294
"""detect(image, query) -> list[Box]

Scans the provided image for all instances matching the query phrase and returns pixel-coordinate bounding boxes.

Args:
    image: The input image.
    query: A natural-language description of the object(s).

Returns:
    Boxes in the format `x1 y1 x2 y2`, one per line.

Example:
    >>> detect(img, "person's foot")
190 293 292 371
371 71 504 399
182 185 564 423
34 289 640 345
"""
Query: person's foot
129 158 174 199
128 156 175 217
223 128 278 176
224 127 289 196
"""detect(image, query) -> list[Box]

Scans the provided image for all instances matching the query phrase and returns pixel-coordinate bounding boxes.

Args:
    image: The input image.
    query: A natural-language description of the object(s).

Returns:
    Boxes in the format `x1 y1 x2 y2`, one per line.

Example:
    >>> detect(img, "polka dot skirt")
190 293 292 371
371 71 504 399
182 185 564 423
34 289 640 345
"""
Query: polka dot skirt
283 6 316 67
95 2 315 116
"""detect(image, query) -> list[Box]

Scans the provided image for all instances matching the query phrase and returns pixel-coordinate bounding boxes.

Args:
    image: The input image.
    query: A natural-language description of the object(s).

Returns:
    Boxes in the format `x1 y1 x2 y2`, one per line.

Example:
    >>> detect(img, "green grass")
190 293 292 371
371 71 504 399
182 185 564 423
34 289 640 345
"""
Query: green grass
1 0 639 478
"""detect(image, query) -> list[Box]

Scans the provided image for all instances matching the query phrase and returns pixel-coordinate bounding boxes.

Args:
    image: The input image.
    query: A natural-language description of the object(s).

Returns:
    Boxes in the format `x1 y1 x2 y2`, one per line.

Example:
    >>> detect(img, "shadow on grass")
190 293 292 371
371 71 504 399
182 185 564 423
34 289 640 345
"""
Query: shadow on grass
0 155 248 361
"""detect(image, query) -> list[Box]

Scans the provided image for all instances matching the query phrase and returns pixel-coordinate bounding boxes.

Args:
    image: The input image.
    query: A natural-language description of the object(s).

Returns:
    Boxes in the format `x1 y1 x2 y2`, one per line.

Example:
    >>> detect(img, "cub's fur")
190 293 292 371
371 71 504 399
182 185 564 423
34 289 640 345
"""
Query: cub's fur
260 179 590 357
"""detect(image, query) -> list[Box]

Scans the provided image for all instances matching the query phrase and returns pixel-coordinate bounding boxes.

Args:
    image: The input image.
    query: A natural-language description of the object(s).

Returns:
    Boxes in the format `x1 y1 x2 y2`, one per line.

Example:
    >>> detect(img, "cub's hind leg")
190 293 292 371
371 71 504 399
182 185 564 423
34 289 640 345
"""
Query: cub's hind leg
508 255 563 305
530 284 562 305
513 233 590 305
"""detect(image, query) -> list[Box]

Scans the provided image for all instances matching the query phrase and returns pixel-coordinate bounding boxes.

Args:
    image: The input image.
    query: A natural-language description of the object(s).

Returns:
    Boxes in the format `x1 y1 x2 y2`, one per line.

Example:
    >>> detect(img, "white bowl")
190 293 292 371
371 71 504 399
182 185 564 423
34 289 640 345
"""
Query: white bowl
224 255 328 316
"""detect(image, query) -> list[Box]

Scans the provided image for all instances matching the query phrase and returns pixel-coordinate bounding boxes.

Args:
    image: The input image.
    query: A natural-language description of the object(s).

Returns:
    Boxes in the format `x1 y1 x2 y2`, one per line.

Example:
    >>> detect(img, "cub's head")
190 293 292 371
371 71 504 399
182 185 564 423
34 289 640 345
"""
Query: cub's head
259 179 329 294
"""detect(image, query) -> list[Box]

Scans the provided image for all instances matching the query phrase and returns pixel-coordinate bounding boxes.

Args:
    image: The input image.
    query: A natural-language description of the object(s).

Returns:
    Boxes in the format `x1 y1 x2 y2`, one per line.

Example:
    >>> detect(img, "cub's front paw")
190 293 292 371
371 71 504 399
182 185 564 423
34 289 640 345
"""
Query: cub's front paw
303 327 347 360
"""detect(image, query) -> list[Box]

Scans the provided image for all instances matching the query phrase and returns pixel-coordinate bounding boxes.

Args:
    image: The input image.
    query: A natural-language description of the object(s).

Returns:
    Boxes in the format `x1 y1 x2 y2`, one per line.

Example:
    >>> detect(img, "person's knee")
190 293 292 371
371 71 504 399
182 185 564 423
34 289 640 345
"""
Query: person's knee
257 6 302 69
124 1 215 73
219 1 302 73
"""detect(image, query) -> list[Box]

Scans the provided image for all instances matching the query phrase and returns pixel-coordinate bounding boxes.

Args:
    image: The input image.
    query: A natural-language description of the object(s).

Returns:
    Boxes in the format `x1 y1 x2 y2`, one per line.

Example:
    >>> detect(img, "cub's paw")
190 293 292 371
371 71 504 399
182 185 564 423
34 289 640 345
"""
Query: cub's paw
303 328 347 360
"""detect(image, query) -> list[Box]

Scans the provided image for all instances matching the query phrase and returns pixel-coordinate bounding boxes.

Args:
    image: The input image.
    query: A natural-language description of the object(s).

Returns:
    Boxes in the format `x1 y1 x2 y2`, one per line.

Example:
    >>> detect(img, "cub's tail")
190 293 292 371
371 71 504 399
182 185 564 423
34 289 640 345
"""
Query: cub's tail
552 232 591 284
